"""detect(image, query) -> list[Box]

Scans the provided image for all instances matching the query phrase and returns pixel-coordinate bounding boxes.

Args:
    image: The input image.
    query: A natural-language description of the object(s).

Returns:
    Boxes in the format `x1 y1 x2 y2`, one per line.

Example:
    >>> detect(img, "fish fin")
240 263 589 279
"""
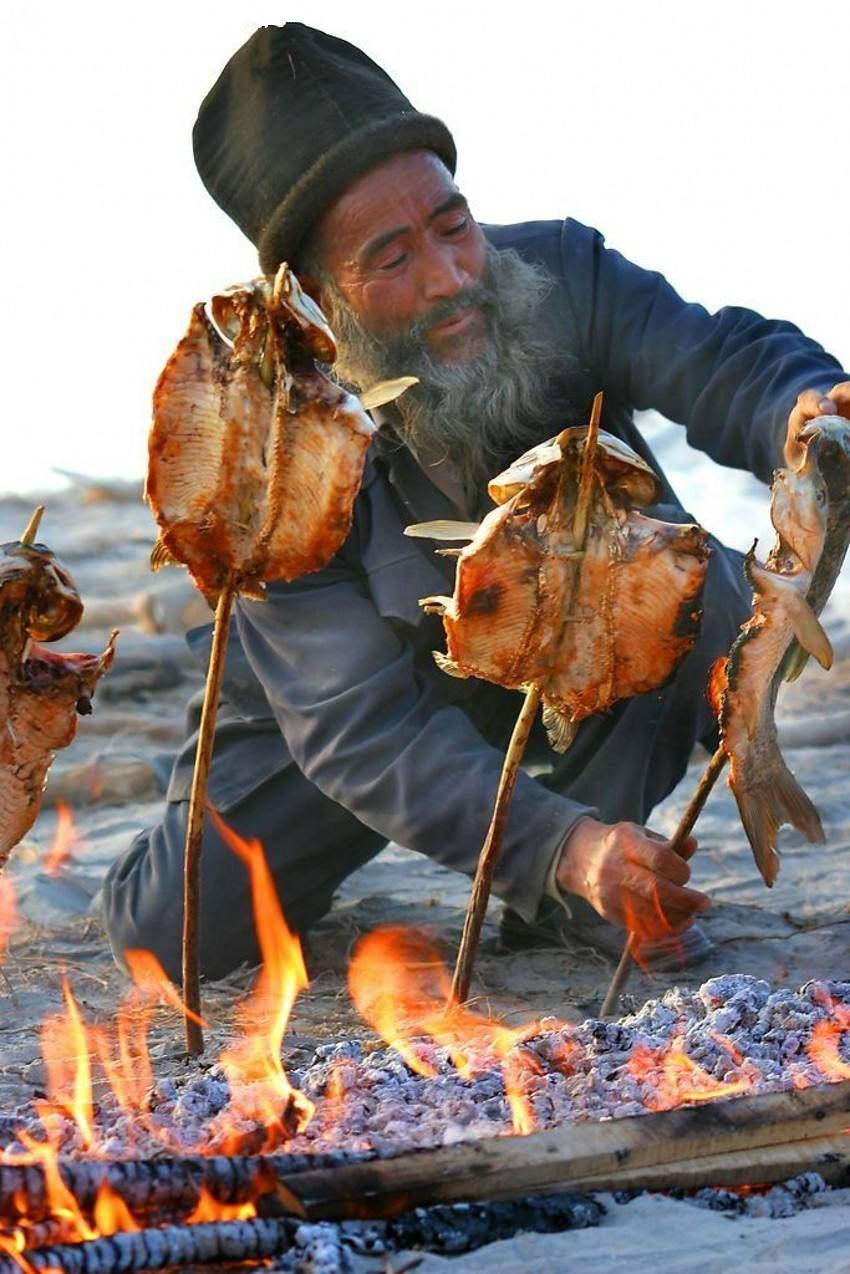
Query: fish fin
732 759 825 887
434 547 463 558
150 537 180 572
360 376 419 410
419 594 451 616
783 591 833 670
432 650 469 679
779 639 811 683
542 700 578 753
405 520 480 542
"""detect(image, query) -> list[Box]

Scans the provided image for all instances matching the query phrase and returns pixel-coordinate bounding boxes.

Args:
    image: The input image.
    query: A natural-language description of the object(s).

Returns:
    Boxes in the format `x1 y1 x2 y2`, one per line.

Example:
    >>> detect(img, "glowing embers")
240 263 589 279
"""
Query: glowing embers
807 998 850 1081
625 1034 759 1112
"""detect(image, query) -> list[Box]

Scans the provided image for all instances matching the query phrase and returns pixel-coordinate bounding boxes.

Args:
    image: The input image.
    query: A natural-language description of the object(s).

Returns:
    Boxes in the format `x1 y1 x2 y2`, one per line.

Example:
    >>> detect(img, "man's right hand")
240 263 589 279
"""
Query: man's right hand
555 816 711 938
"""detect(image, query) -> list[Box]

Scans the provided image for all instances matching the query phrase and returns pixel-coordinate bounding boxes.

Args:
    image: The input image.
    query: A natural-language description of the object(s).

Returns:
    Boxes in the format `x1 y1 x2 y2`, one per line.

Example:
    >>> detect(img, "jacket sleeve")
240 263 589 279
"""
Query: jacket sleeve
234 535 594 924
559 219 847 484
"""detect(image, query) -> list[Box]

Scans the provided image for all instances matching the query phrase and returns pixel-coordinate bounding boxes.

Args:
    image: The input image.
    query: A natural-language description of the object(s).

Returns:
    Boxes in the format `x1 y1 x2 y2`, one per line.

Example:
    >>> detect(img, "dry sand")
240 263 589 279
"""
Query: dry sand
0 480 848 1272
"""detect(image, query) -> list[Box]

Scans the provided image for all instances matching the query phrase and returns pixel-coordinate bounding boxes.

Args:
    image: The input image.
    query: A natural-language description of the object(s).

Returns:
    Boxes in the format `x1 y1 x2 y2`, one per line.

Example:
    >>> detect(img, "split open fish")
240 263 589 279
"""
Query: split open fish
147 265 391 601
412 428 710 749
0 541 115 870
716 416 850 885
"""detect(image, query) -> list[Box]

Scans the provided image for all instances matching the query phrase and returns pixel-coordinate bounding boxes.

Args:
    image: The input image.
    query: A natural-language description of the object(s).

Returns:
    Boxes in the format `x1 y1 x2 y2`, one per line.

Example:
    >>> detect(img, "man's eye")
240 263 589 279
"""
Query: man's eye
378 252 408 271
442 216 469 236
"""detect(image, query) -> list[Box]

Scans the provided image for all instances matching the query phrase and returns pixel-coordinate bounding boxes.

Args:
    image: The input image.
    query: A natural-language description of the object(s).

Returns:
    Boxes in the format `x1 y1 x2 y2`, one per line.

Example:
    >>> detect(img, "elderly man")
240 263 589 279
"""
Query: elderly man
103 23 849 982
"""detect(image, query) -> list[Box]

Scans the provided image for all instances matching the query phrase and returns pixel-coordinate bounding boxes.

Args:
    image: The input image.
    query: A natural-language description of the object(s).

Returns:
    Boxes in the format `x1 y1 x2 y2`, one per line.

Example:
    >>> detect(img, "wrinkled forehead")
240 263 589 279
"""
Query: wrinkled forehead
314 150 462 267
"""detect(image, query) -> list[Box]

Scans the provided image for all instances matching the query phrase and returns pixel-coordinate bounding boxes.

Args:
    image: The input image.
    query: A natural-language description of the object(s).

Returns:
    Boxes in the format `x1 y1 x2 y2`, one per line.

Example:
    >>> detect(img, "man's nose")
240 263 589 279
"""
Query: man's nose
419 242 469 303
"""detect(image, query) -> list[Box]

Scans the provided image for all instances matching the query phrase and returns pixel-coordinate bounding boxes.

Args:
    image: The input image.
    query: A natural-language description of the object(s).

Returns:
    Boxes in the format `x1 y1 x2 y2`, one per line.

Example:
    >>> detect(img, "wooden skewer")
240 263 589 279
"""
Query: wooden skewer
181 577 237 1054
450 393 604 1004
599 742 728 1018
19 505 45 546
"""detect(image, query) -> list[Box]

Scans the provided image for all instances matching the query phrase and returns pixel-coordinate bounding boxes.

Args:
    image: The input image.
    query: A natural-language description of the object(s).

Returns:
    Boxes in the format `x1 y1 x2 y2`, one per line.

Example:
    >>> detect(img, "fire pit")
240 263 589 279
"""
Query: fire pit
0 817 849 1273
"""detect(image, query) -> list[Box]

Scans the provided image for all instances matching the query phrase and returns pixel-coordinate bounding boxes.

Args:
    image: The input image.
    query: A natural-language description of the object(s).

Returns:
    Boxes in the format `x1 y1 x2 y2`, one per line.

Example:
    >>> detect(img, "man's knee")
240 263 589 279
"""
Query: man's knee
102 824 185 982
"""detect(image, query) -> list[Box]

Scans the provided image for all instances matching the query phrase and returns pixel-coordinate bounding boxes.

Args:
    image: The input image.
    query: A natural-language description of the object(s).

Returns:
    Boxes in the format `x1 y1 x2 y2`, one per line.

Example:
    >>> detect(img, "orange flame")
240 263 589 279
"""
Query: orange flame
807 1000 850 1080
42 802 80 876
208 809 314 1149
0 877 19 961
91 1182 141 1236
348 926 546 1134
184 1186 257 1225
36 978 96 1151
627 1035 755 1112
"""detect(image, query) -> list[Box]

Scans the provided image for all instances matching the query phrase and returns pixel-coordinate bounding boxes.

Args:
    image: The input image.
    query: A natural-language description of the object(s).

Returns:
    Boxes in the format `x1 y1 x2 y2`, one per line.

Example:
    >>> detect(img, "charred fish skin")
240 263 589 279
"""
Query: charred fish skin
718 424 837 886
0 542 115 869
421 434 710 738
147 266 375 603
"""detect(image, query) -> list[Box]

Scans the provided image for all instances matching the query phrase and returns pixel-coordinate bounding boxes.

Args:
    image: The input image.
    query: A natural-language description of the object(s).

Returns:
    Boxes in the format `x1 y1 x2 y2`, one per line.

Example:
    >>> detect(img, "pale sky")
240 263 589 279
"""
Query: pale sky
3 1 848 495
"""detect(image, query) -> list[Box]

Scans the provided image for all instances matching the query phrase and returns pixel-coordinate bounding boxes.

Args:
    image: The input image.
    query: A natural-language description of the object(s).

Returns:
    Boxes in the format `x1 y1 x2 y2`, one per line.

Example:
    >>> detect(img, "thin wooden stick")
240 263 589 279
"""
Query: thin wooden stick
19 505 45 546
182 577 237 1054
450 683 543 1004
600 743 728 1018
450 395 604 1004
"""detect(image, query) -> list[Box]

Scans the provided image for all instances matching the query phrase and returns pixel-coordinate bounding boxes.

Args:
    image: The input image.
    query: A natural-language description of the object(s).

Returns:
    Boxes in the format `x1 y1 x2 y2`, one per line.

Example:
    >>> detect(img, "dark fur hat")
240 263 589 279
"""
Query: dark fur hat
193 23 457 272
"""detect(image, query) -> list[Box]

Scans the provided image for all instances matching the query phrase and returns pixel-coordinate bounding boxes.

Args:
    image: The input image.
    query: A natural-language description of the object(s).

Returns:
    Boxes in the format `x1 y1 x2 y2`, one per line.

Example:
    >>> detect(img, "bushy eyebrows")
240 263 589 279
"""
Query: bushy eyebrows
359 193 470 265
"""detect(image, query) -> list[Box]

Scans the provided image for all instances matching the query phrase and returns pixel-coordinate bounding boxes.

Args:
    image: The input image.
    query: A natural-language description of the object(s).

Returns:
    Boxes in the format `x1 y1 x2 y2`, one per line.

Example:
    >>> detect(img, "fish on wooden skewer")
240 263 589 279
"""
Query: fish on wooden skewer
147 265 380 603
413 428 710 750
715 416 850 886
147 263 416 1053
0 524 115 870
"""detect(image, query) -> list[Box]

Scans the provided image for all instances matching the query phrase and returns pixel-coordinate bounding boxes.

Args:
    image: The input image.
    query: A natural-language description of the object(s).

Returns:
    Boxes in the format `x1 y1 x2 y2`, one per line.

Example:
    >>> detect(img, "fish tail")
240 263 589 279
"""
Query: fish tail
733 759 825 887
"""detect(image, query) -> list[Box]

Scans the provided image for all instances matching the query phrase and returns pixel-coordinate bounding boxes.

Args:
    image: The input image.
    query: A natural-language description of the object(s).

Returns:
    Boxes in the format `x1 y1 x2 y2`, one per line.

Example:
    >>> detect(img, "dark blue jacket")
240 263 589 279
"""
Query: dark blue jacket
171 218 846 919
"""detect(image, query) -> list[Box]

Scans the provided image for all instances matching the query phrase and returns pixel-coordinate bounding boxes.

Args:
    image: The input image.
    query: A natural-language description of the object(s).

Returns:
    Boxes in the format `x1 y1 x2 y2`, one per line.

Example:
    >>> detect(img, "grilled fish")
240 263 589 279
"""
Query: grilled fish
420 429 710 747
0 541 115 869
717 418 850 885
147 266 376 601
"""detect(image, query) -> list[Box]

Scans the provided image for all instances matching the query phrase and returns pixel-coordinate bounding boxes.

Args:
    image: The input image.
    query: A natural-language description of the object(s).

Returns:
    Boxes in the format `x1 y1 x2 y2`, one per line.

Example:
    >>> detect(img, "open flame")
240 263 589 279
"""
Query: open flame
348 925 546 1134
42 801 80 877
0 877 18 962
207 809 314 1150
626 1034 756 1111
3 816 850 1262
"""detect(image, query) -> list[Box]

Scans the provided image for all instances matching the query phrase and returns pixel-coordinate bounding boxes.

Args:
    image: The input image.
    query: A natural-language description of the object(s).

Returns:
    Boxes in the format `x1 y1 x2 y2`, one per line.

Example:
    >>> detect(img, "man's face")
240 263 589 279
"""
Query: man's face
314 150 489 362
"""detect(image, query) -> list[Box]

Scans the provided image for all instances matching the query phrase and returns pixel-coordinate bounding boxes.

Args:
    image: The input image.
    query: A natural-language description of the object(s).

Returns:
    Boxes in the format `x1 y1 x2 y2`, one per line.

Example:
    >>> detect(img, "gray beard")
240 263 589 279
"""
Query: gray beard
318 245 567 500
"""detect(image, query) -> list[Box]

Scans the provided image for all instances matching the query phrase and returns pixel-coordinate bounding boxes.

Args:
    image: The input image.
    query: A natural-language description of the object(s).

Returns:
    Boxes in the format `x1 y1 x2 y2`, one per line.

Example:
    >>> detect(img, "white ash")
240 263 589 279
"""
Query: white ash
2 975 848 1184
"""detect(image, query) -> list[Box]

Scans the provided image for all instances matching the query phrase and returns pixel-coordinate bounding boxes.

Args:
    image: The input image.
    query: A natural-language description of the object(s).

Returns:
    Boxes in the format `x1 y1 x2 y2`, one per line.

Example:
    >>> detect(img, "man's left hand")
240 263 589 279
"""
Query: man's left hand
785 381 850 468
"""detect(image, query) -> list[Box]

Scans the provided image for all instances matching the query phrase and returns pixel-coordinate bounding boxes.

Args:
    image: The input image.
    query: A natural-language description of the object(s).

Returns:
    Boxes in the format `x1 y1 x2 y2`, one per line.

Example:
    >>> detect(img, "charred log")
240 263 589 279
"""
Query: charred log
0 1149 373 1224
0 1217 294 1274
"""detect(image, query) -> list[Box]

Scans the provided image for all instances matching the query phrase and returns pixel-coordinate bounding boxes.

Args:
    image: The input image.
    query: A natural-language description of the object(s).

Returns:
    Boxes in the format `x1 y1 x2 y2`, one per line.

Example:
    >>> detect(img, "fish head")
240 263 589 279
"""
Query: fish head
266 265 337 365
0 543 83 644
770 457 828 574
803 414 850 504
206 285 268 360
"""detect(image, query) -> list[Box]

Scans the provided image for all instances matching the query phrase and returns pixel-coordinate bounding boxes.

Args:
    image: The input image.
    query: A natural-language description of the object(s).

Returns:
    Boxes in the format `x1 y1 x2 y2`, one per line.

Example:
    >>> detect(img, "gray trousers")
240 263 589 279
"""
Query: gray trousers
102 763 385 982
102 542 750 982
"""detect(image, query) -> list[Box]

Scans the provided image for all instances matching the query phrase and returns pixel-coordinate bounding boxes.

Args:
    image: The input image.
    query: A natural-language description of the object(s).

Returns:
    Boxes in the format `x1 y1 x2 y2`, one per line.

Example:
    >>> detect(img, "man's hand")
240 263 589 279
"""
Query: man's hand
556 816 711 938
785 382 850 469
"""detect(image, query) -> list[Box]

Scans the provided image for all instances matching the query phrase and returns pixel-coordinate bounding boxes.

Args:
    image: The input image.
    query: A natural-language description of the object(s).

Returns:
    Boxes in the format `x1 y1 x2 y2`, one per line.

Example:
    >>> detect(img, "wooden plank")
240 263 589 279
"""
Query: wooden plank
278 1079 850 1218
572 1132 850 1195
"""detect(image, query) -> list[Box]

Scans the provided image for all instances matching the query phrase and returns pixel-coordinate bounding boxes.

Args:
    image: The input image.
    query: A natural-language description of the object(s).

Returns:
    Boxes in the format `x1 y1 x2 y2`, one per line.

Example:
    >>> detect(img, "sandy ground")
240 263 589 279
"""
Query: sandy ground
0 480 849 1272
